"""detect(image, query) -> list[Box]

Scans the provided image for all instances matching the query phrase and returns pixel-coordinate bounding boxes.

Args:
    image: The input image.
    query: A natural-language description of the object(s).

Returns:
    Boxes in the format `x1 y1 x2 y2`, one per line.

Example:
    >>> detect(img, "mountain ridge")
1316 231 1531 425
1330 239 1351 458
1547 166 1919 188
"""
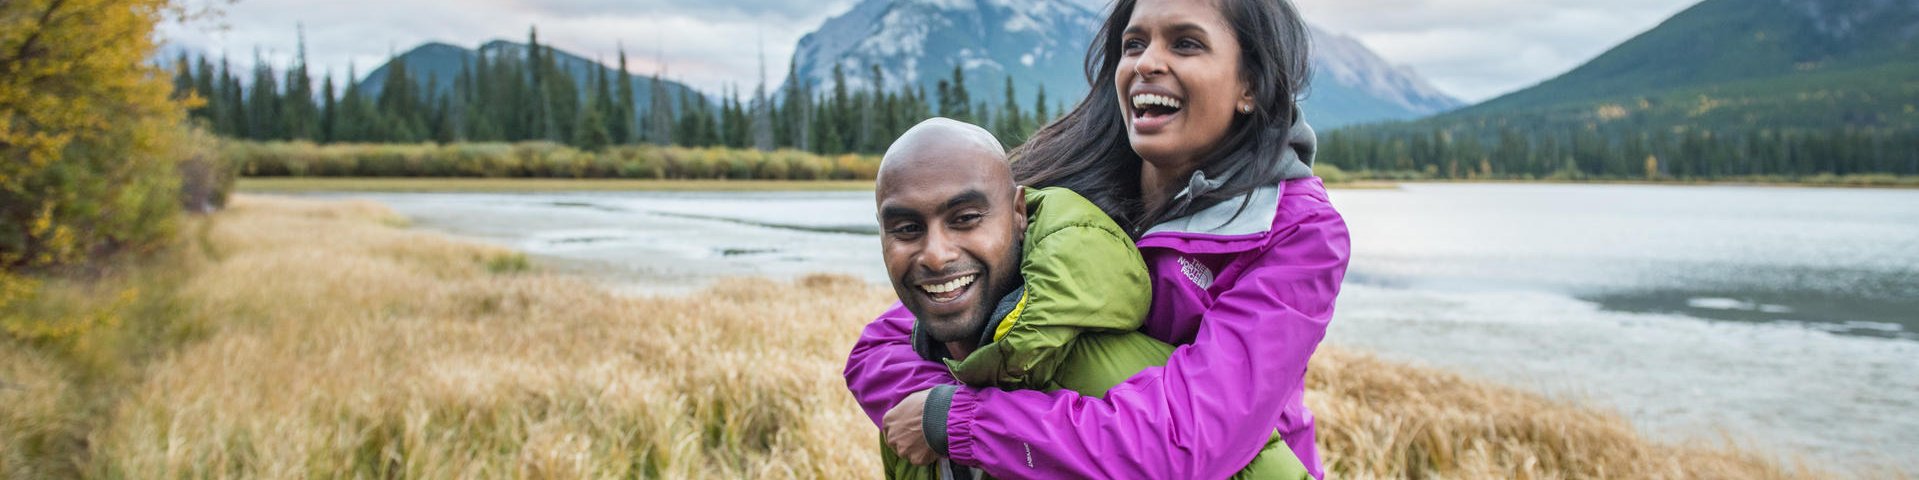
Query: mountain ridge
787 0 1463 130
357 40 706 116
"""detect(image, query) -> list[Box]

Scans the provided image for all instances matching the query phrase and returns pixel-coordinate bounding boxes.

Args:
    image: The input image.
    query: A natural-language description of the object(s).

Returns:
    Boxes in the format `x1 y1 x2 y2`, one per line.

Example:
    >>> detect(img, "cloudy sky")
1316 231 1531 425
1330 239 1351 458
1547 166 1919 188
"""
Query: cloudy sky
159 0 1701 103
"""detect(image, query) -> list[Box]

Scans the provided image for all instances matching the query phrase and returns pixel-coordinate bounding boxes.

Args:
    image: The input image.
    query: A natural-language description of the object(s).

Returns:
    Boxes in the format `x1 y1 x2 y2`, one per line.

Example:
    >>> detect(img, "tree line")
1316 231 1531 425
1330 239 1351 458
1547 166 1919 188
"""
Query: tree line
1322 124 1919 180
170 28 1064 154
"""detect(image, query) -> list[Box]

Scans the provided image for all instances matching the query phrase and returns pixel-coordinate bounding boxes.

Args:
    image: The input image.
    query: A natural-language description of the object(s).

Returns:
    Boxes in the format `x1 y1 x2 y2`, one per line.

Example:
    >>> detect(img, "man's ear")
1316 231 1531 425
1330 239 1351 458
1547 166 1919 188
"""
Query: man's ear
1014 185 1030 223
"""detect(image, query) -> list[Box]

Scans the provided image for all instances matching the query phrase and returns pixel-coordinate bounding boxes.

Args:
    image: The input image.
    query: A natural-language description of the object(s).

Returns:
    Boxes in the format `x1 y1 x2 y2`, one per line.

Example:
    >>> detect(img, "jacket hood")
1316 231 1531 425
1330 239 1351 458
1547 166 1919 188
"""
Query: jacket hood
1169 120 1315 206
1146 120 1316 238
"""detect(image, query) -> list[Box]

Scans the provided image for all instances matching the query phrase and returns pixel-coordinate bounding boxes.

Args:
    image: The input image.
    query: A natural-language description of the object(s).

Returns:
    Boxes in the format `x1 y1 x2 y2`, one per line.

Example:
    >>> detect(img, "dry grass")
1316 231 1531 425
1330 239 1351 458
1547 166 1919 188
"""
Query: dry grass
0 195 1876 479
1307 351 1838 479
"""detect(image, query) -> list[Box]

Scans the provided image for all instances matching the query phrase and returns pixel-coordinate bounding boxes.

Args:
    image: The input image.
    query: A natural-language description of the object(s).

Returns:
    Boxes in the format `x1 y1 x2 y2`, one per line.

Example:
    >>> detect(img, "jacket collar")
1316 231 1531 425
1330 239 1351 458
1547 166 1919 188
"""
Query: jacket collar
1134 120 1316 253
1139 183 1281 238
912 284 1026 362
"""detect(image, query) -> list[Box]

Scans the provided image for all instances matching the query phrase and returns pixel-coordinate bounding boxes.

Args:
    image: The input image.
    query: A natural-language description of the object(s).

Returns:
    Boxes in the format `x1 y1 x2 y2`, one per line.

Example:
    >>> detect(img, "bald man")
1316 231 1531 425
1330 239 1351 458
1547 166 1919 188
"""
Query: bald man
861 118 1310 479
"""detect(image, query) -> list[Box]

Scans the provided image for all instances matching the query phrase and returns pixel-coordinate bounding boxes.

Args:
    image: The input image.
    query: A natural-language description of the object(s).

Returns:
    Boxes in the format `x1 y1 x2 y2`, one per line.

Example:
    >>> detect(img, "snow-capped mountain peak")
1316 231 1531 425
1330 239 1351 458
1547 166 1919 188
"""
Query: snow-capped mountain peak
789 0 1463 128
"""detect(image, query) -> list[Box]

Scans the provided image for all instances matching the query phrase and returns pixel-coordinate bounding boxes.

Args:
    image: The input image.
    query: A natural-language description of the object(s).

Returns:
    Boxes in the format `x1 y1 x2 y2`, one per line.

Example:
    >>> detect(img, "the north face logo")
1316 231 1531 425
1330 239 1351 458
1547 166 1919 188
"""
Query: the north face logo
1178 256 1214 290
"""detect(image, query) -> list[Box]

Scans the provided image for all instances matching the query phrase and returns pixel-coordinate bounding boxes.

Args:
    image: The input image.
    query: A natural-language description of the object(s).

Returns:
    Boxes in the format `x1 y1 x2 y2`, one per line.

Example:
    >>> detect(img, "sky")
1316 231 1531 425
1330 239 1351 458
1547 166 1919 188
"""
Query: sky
157 0 1703 103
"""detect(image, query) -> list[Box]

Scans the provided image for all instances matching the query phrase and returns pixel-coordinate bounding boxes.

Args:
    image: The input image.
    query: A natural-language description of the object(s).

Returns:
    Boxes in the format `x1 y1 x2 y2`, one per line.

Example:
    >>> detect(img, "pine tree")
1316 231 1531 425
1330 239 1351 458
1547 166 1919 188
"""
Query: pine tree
193 55 217 124
726 86 751 149
281 26 318 140
645 72 674 145
1033 84 1049 128
612 48 636 145
320 72 338 142
246 51 282 140
576 57 614 151
526 27 554 142
338 63 377 142
827 64 852 153
219 57 247 138
995 76 1024 147
751 49 774 151
777 64 809 150
432 93 458 144
869 65 893 153
171 53 196 109
575 71 611 151
541 46 579 144
675 88 703 147
950 65 972 123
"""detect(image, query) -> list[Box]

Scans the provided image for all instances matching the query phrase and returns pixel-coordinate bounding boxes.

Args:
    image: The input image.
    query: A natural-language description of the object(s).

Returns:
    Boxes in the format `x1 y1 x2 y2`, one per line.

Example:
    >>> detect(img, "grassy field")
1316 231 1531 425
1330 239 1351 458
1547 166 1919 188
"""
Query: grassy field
0 195 1851 478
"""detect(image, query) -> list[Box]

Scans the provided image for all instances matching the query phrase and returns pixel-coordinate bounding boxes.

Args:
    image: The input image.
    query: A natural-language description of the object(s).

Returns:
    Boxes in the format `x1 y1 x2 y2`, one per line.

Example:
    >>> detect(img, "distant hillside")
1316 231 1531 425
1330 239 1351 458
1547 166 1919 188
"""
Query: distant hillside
1421 0 1919 132
1326 0 1919 180
359 40 707 114
787 0 1461 130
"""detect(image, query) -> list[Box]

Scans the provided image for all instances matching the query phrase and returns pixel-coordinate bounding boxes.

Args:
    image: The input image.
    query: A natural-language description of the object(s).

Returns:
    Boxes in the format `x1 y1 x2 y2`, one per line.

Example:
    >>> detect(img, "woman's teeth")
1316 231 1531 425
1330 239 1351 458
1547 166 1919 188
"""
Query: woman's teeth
922 275 975 294
1132 94 1182 111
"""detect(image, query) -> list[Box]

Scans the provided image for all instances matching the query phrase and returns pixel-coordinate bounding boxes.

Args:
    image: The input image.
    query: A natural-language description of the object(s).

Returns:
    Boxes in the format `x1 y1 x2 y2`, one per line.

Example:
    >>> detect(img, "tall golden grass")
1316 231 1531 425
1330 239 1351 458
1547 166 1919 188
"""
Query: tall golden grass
0 195 1874 478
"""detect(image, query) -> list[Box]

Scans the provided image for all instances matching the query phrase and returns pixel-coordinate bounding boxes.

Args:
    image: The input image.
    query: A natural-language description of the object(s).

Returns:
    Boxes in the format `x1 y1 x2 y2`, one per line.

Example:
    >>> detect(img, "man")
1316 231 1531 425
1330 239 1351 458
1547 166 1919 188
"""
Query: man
865 118 1307 479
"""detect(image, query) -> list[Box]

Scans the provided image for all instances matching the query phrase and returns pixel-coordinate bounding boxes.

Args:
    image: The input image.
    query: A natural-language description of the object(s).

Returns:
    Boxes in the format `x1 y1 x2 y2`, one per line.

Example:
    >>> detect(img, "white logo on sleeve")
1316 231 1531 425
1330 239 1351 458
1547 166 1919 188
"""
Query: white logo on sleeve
1179 256 1214 290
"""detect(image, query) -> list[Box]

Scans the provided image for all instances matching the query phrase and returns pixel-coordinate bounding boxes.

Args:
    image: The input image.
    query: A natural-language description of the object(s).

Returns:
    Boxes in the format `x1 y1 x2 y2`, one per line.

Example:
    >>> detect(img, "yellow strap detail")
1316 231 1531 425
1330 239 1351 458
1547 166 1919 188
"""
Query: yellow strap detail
992 289 1028 342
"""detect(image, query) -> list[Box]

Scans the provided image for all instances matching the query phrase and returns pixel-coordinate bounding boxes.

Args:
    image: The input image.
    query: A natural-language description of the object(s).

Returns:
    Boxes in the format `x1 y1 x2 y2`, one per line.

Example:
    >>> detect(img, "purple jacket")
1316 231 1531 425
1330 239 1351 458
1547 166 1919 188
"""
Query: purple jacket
845 176 1351 479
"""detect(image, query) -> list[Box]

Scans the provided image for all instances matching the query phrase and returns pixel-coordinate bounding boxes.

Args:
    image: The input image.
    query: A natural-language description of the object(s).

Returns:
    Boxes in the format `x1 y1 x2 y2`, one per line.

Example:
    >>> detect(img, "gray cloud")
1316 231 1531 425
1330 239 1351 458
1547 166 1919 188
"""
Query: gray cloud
159 0 858 94
160 0 1704 103
1294 0 1700 101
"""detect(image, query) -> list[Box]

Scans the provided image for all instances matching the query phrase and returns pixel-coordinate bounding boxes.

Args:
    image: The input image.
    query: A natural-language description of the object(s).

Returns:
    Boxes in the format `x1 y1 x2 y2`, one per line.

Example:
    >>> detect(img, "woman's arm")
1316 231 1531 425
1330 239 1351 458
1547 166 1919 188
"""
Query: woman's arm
844 303 957 426
931 203 1349 479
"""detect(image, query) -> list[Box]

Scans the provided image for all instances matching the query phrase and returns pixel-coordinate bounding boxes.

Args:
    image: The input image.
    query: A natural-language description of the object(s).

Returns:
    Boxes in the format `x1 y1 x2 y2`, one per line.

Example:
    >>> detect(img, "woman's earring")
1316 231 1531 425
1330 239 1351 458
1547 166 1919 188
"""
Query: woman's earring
1238 104 1253 114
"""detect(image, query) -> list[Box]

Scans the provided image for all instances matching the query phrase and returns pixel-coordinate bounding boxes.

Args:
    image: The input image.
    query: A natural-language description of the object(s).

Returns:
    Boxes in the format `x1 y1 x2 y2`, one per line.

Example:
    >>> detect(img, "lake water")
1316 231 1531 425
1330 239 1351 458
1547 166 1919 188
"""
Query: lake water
302 183 1919 473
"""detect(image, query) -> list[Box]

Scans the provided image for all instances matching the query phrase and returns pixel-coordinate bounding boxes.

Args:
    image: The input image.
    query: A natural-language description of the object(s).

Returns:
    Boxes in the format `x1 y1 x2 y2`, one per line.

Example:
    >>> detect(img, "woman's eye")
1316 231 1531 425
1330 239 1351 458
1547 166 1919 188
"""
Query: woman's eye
1175 38 1203 51
1122 38 1146 53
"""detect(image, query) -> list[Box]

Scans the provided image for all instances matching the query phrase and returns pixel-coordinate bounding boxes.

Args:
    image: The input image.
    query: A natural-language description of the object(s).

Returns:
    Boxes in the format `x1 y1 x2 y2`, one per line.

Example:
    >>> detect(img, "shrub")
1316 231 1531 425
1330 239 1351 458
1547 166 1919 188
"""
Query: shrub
2 0 190 271
222 141 883 181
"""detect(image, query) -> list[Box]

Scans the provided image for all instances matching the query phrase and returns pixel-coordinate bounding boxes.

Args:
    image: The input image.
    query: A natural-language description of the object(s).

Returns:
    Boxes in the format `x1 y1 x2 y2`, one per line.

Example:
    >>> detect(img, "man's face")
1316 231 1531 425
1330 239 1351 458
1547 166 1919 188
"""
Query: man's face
876 158 1025 345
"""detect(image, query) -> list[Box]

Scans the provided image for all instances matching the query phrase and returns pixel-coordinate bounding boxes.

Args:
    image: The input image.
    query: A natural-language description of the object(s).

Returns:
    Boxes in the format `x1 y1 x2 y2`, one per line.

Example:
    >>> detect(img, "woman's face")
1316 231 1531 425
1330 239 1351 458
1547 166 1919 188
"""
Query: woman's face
1115 0 1250 171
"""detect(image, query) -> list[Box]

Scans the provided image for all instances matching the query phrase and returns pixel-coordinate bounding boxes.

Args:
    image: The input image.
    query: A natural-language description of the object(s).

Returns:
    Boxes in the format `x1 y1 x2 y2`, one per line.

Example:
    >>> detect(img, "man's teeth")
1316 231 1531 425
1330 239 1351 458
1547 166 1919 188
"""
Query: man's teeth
922 275 976 294
1132 94 1182 111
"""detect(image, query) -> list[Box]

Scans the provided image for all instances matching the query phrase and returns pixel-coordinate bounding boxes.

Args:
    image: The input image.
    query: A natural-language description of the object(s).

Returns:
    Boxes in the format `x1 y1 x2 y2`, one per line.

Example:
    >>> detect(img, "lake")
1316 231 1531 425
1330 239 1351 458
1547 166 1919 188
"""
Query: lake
302 182 1919 472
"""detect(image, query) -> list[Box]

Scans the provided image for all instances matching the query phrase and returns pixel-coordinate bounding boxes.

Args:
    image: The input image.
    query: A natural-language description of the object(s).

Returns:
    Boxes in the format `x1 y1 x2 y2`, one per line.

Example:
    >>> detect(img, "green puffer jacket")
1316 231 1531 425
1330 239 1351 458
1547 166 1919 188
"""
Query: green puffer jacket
883 187 1308 480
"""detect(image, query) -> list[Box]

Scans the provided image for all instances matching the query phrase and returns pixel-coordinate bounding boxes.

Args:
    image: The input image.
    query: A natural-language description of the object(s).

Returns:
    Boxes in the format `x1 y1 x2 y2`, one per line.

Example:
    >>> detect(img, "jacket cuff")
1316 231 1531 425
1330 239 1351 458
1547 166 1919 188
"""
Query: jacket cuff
922 384 958 456
941 387 983 465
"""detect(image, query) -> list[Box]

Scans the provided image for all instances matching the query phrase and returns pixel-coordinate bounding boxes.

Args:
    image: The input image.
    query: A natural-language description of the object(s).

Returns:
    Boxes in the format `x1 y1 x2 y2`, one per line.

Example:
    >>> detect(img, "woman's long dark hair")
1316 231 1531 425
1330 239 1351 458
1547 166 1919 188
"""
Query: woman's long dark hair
1010 0 1312 235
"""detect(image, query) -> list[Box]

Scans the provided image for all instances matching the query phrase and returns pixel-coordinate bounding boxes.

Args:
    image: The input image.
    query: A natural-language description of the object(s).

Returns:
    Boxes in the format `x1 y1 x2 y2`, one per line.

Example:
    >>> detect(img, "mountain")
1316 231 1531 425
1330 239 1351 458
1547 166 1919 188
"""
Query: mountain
1442 0 1919 129
787 0 1462 130
1325 0 1919 180
788 0 1097 113
358 40 707 114
1305 26 1465 128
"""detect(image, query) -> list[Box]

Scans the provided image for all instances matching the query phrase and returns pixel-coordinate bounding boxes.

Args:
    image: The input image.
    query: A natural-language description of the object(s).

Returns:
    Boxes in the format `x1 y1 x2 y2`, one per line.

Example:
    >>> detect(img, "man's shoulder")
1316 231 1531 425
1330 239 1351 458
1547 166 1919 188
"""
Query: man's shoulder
1023 187 1131 248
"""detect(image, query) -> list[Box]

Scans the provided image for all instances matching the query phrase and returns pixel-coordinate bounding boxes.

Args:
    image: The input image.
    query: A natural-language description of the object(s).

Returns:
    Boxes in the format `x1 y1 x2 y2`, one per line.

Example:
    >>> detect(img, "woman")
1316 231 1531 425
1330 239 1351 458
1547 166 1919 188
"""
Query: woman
844 0 1349 477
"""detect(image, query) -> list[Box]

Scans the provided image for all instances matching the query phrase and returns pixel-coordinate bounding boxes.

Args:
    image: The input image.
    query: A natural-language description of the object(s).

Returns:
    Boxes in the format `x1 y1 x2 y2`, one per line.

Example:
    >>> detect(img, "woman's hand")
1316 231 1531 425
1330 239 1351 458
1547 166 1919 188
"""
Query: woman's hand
884 389 938 465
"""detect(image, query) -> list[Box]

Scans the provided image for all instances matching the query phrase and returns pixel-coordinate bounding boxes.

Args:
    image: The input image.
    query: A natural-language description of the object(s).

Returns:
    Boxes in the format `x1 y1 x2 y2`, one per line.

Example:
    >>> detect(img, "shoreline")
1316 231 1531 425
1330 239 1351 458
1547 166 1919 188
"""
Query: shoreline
1349 177 1919 190
239 176 1919 194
